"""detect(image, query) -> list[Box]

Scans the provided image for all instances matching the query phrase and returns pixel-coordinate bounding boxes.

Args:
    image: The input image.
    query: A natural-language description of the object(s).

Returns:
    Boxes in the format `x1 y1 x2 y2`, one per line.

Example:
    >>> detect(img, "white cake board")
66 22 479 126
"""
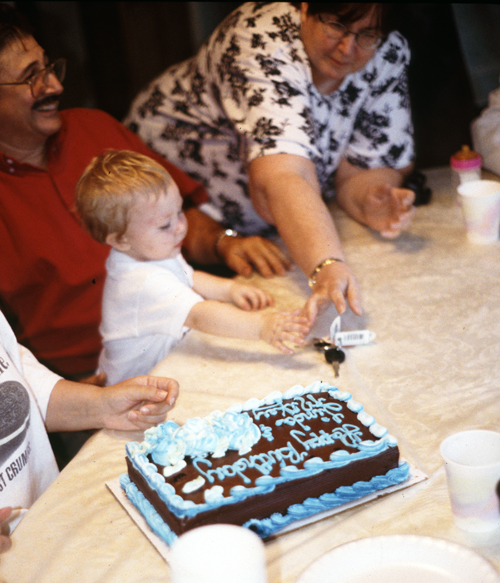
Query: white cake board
106 461 427 563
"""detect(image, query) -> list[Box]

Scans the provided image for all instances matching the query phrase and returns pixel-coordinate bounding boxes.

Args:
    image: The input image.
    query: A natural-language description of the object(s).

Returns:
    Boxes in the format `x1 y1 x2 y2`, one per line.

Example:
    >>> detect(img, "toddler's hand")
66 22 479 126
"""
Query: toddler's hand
231 282 274 311
260 309 310 354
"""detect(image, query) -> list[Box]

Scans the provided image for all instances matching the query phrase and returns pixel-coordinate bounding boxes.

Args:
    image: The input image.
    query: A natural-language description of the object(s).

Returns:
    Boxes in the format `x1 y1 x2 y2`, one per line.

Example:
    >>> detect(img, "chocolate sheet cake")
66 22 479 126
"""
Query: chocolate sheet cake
120 381 409 543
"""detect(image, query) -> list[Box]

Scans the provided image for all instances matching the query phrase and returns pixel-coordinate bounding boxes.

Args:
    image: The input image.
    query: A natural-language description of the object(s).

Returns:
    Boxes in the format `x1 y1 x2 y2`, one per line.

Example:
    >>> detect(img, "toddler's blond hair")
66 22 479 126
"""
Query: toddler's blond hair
75 149 174 244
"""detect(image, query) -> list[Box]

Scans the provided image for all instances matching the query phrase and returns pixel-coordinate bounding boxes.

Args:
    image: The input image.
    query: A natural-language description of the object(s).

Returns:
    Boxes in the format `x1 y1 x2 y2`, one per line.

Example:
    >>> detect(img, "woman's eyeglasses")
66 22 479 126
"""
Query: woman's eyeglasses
318 15 383 50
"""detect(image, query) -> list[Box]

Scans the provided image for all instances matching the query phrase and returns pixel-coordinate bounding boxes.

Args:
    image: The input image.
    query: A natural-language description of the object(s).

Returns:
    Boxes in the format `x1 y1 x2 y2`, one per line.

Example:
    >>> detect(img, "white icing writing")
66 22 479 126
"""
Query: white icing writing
252 394 343 431
182 476 205 494
290 424 364 450
192 442 308 484
259 424 274 442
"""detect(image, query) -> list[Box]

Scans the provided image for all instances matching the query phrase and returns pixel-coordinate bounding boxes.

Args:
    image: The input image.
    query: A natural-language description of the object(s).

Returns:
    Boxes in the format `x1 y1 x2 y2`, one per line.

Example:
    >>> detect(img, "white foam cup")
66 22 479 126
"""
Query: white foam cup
169 524 268 583
457 179 500 243
440 430 500 532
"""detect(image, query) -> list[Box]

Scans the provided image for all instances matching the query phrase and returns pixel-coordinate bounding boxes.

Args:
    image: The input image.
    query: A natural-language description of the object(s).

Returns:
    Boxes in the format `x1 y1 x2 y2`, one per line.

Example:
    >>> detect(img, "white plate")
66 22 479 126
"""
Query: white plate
296 535 500 583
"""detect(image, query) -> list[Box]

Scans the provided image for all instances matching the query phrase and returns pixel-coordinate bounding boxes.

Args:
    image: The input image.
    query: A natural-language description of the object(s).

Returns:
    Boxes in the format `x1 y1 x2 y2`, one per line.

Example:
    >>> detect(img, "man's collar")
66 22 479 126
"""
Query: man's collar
0 151 44 173
0 119 65 173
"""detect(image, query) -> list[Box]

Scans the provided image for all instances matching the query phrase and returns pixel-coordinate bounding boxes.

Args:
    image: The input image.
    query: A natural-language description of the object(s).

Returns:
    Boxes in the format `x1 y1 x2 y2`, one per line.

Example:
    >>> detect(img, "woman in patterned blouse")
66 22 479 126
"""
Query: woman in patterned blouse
125 3 415 324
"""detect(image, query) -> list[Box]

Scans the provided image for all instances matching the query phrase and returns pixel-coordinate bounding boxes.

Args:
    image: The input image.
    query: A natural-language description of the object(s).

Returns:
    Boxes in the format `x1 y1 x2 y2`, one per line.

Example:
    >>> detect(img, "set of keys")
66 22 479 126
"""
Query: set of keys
312 338 345 377
312 316 376 378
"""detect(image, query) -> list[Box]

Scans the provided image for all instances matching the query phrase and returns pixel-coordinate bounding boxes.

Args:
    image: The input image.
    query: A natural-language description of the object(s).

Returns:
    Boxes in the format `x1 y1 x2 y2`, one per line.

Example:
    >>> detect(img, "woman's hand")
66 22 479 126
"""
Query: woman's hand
359 183 415 238
302 260 362 323
335 158 415 238
249 154 364 326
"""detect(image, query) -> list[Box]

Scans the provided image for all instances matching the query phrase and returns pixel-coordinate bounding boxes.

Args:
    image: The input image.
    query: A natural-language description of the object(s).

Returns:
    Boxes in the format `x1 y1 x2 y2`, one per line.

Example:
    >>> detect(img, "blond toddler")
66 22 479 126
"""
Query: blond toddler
76 150 310 384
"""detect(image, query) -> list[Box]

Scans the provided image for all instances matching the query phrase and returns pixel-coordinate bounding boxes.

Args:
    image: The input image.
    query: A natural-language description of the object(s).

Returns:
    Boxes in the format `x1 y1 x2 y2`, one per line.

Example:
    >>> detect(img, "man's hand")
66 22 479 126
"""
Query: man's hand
0 507 12 553
217 235 293 277
361 184 415 239
302 260 362 324
99 376 179 431
183 208 292 277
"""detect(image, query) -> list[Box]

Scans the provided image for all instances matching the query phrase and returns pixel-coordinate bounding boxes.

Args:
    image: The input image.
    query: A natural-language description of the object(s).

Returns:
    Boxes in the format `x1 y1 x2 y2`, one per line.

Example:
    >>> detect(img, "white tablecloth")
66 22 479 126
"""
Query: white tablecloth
2 167 500 582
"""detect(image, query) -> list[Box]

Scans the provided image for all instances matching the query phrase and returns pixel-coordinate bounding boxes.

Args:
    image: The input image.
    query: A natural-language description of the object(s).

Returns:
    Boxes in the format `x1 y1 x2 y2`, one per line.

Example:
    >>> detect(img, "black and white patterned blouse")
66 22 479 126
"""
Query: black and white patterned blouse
125 2 414 235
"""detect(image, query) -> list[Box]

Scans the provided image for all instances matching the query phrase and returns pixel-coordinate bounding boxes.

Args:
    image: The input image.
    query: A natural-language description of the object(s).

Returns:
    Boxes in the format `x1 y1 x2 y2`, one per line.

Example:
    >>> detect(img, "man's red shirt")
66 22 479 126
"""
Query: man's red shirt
0 108 207 376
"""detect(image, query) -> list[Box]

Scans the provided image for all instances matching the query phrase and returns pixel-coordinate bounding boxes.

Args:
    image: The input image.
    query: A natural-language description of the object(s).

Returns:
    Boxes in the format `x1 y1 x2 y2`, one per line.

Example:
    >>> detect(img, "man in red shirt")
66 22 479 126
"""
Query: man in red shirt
0 7 291 379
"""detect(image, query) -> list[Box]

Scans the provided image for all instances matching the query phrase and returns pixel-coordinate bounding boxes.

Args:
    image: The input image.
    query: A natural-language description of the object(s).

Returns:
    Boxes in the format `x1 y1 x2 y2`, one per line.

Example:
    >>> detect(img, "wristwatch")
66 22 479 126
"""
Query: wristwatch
214 228 240 257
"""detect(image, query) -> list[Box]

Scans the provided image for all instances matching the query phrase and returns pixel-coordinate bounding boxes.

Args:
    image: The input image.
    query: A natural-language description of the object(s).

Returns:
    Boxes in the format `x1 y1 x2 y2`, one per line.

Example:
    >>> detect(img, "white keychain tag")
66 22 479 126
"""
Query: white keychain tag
329 316 376 348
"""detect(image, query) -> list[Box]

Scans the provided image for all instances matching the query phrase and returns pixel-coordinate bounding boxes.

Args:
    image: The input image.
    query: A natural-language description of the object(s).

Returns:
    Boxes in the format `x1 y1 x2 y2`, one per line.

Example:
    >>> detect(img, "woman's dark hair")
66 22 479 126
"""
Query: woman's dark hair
0 4 33 54
300 3 391 37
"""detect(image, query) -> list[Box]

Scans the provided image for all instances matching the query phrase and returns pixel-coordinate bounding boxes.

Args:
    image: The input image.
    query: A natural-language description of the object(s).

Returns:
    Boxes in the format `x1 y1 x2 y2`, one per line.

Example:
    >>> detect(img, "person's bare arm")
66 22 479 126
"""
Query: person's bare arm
248 153 362 323
45 376 179 432
335 158 415 239
0 507 12 553
183 207 292 277
192 271 274 310
185 300 310 354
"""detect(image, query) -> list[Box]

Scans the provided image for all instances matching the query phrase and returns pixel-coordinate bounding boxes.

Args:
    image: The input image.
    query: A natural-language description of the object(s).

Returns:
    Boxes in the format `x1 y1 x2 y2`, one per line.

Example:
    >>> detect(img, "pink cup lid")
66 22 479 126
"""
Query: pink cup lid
451 145 482 170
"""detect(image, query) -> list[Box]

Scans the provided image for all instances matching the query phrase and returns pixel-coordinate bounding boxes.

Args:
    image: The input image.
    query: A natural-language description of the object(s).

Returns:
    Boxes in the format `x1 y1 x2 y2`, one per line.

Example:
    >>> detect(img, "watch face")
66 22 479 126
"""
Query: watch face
215 229 239 257
0 381 30 465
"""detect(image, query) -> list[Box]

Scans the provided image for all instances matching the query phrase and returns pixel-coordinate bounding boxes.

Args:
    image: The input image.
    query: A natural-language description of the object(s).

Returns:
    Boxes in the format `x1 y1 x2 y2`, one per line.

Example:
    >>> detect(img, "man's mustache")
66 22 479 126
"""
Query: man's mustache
32 94 61 110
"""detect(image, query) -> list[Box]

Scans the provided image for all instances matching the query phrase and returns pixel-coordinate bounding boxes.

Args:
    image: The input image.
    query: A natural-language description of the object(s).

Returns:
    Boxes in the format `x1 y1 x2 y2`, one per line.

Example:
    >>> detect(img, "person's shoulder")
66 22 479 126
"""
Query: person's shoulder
241 1 298 19
245 2 301 36
60 108 124 139
377 31 410 65
386 30 410 50
360 31 409 79
60 108 145 153
209 2 300 46
60 108 120 129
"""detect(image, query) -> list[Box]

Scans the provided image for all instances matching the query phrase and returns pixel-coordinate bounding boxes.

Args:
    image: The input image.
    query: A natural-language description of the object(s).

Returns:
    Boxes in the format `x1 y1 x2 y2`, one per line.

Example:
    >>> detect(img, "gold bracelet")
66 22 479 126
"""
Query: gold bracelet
214 228 239 258
308 257 344 288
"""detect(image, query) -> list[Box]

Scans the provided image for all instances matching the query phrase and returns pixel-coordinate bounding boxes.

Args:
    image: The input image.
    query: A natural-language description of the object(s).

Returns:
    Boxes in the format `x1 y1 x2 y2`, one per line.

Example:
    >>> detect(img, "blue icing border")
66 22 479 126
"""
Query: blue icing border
243 461 410 537
120 462 410 544
120 473 178 546
123 382 403 524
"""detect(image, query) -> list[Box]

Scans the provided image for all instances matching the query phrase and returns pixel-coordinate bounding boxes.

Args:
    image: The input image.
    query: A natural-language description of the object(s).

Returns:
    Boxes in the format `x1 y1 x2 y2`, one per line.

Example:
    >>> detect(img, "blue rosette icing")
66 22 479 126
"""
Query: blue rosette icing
121 381 410 544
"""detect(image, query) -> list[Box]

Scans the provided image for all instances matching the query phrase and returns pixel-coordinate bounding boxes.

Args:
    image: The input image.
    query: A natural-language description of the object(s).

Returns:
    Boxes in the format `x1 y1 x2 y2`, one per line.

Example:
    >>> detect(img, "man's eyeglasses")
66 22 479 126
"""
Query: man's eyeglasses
318 15 383 50
0 58 66 98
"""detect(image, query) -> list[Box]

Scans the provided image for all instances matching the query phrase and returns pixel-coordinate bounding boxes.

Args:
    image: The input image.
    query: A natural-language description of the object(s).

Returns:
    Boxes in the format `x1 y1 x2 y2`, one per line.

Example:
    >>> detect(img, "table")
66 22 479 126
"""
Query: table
3 167 500 582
